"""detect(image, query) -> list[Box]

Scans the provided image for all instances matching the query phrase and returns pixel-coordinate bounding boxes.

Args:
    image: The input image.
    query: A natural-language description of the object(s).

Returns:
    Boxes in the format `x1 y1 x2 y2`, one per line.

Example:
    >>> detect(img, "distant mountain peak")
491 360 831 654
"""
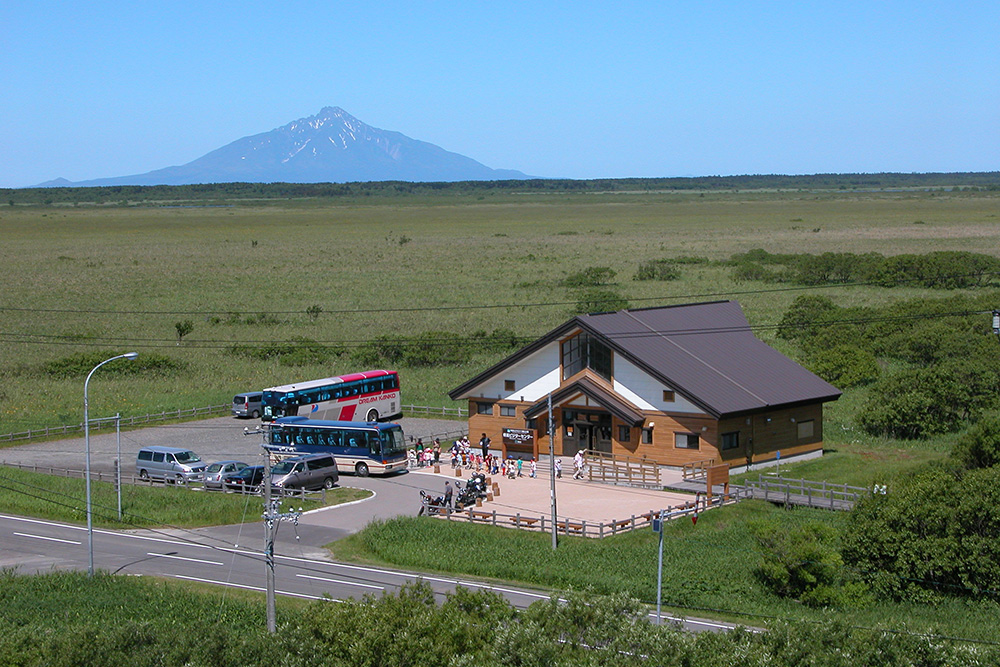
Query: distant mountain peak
40 107 529 187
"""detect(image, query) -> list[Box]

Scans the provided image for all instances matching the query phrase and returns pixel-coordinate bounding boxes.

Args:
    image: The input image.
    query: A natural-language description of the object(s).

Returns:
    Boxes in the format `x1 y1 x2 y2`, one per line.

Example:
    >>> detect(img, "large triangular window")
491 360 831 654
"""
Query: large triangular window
561 332 612 381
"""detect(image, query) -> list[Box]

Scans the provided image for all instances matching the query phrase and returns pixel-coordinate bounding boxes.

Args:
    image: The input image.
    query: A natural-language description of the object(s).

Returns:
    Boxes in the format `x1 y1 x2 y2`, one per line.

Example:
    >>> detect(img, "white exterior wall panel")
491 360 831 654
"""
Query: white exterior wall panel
463 343 561 402
613 356 703 414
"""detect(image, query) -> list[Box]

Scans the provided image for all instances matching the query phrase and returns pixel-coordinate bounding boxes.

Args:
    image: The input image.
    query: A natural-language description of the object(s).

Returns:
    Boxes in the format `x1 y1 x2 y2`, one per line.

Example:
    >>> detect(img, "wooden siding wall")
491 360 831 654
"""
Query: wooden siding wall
466 399 826 466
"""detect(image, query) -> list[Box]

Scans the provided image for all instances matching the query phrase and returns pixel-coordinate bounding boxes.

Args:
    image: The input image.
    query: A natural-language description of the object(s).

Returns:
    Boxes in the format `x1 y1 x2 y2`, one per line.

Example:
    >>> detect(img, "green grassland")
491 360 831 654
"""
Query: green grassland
2 185 999 485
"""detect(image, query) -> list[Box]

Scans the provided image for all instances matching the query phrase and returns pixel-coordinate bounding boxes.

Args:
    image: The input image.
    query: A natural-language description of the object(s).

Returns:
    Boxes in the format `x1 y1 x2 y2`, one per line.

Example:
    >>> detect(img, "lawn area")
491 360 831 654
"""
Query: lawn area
329 500 1000 643
0 466 371 528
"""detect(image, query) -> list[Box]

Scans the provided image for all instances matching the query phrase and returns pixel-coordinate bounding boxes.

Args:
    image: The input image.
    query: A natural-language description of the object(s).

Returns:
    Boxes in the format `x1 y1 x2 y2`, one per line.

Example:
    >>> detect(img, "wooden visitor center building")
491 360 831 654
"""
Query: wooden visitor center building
449 300 842 469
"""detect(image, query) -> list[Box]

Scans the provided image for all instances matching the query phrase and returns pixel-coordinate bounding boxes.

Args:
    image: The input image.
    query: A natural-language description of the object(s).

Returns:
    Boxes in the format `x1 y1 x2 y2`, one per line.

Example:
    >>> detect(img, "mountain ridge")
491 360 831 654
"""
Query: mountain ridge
41 107 530 187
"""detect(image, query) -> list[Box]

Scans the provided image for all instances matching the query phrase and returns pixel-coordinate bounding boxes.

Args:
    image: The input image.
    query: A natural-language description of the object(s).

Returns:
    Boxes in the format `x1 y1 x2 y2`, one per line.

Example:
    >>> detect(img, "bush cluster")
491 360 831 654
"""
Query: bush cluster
778 292 1000 438
226 337 342 367
842 462 1000 603
731 249 1000 288
41 351 186 378
634 258 681 281
351 328 525 368
3 571 994 666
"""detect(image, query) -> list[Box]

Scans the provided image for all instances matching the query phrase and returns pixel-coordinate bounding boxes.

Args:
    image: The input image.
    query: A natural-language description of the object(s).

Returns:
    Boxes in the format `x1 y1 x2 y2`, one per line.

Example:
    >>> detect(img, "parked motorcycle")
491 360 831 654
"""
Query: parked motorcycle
455 473 488 508
418 489 448 516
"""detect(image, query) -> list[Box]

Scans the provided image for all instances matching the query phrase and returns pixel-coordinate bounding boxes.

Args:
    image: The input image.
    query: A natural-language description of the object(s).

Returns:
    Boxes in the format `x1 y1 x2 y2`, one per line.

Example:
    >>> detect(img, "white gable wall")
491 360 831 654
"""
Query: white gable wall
461 342 561 402
613 355 703 414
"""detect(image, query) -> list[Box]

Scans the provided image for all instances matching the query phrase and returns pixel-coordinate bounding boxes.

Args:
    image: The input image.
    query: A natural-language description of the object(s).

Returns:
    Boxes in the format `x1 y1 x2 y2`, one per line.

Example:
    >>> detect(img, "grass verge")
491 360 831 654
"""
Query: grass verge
0 466 371 528
328 500 1000 642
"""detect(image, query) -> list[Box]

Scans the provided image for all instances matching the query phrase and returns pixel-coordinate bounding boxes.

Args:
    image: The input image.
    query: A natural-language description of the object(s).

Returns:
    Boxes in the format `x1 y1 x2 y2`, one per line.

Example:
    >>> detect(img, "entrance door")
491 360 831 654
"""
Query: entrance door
577 425 592 453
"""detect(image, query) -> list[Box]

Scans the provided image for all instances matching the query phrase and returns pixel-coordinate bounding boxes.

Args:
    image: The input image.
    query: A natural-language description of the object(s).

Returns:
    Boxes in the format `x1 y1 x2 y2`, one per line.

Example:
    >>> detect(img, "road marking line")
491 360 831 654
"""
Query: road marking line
148 552 223 566
13 531 82 545
295 573 384 591
171 574 339 602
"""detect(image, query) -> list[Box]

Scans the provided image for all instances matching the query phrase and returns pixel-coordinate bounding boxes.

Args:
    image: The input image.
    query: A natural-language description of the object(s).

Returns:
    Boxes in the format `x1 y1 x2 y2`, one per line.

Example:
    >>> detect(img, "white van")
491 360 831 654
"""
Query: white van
136 446 206 483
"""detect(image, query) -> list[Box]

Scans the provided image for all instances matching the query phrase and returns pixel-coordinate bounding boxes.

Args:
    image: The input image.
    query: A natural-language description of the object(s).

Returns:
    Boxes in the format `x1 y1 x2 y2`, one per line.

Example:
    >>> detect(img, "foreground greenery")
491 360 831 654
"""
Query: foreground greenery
0 466 370 528
2 570 994 666
330 501 1000 643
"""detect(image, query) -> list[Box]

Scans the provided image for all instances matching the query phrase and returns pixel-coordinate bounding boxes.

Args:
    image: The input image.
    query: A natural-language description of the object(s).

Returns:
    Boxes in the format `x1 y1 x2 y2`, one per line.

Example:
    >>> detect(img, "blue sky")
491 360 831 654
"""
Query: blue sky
2 1 998 188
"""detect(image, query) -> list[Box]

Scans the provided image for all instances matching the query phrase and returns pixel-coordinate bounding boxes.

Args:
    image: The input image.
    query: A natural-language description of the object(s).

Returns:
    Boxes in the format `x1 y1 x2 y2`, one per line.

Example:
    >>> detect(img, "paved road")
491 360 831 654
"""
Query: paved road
0 513 743 634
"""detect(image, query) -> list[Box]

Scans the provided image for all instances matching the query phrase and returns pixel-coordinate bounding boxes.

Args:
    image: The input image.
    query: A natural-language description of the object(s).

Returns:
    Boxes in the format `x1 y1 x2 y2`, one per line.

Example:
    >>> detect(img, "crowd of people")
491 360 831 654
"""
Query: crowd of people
407 432 589 481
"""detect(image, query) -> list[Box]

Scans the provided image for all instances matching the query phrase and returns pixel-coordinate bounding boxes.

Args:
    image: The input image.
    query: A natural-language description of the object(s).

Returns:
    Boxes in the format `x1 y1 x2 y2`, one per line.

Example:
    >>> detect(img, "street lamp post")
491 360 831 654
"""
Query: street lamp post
84 352 138 577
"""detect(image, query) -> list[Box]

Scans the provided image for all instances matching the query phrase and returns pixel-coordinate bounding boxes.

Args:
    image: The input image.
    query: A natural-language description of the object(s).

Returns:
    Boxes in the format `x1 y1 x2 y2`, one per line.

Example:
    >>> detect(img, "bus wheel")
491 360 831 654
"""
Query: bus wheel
355 462 370 477
366 409 379 422
323 477 336 490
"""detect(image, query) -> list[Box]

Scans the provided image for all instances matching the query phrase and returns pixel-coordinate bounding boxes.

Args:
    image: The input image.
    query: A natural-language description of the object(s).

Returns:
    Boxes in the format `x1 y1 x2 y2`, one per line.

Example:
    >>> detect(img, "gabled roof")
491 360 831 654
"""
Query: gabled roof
450 300 841 418
523 375 645 425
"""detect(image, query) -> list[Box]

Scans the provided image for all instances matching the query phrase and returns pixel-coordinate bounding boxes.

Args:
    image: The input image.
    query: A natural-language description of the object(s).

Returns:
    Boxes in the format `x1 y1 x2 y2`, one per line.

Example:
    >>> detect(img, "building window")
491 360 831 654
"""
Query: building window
663 390 675 402
561 332 612 381
500 404 516 417
641 428 653 444
675 433 700 449
504 380 516 392
618 425 631 441
721 431 740 451
477 402 494 416
797 420 815 439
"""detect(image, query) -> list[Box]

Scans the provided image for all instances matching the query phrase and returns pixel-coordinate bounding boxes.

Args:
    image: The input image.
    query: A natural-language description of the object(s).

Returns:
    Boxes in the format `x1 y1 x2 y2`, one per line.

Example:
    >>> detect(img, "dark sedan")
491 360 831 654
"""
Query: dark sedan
222 465 265 492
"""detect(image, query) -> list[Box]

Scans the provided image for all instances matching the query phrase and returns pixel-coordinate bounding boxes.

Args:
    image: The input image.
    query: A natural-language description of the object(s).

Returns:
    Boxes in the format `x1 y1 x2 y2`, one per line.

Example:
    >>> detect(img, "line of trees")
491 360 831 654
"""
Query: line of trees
7 171 1000 205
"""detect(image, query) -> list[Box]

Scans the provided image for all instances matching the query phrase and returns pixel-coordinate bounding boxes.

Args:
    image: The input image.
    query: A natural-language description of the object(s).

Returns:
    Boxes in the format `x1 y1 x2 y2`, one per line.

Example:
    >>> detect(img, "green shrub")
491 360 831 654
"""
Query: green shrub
951 412 1000 470
572 288 630 314
858 362 999 439
634 259 681 281
41 351 185 379
562 266 617 287
807 345 879 388
226 337 341 365
842 464 1000 602
752 520 866 608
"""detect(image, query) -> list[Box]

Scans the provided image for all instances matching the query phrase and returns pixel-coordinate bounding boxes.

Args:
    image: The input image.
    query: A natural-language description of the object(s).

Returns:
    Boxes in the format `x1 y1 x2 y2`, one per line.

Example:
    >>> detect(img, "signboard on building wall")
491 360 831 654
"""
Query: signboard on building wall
502 428 537 459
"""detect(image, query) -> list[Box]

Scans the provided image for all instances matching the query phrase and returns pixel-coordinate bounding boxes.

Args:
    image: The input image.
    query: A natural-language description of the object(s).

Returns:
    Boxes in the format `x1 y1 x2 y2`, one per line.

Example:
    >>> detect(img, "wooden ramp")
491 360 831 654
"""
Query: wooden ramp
583 450 661 489
745 474 865 511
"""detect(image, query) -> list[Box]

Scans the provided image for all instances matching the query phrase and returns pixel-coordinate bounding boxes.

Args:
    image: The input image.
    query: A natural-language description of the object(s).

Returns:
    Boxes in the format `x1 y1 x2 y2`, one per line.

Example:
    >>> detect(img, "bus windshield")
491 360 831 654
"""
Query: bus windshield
380 426 406 456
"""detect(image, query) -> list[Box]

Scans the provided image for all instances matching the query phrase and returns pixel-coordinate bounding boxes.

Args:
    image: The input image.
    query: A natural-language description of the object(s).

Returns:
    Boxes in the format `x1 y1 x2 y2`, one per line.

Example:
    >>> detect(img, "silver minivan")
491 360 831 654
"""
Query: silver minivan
232 392 263 418
136 446 206 483
271 453 339 492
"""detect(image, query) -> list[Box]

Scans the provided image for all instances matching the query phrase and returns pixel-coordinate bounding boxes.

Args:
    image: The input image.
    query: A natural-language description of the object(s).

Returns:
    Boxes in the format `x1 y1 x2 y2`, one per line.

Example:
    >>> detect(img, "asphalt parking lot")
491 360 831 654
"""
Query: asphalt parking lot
0 415 464 477
0 415 697 549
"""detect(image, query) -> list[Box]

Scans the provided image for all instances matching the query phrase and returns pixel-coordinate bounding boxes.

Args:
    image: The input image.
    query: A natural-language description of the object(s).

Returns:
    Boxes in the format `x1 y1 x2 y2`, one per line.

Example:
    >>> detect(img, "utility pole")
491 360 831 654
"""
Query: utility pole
251 426 298 634
549 392 558 550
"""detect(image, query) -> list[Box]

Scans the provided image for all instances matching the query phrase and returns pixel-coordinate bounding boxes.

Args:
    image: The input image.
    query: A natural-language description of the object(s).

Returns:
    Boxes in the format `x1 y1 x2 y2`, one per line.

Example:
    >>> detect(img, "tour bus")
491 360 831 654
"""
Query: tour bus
264 416 408 477
261 370 401 423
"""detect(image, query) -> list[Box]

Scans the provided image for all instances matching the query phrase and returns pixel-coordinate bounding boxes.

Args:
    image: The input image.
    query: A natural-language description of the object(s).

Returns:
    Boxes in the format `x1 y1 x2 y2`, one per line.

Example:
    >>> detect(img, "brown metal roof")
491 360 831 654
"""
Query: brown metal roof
523 375 645 425
450 300 841 418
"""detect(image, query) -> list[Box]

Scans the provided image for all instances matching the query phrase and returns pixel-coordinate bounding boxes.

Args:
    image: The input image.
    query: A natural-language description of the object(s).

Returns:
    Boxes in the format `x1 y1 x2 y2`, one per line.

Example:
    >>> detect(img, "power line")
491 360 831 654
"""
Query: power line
0 308 994 352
